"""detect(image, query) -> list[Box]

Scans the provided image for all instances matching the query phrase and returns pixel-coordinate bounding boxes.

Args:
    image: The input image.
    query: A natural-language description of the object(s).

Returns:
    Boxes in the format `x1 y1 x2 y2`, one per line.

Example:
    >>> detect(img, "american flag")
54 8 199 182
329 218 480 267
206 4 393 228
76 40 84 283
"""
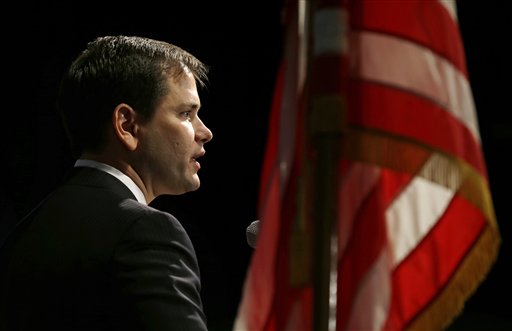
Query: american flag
234 0 501 330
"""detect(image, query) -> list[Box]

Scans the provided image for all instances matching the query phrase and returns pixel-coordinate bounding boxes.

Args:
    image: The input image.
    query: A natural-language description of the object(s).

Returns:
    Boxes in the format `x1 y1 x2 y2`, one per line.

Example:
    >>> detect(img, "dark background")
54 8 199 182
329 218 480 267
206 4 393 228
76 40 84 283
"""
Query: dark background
1 1 510 330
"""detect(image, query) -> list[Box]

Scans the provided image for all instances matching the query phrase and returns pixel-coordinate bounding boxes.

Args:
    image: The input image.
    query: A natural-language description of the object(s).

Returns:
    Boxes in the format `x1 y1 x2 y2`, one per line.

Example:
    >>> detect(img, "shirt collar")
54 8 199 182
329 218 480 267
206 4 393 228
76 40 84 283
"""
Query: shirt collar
74 159 147 205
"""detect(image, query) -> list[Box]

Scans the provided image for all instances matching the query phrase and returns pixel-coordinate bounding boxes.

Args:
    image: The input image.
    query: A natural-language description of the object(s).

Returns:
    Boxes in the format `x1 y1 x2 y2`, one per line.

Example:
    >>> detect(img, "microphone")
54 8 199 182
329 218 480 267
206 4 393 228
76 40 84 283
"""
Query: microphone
246 220 260 248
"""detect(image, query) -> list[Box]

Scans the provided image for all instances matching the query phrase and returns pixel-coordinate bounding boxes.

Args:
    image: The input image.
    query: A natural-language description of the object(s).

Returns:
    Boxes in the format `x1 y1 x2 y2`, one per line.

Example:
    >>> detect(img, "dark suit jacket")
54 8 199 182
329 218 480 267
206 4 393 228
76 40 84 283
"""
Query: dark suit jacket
0 166 208 330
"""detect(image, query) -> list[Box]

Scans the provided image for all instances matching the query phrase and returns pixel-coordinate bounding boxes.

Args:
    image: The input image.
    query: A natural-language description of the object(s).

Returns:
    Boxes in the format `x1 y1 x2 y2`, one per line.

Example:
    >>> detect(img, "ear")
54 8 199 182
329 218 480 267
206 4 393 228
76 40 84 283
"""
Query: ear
112 104 139 151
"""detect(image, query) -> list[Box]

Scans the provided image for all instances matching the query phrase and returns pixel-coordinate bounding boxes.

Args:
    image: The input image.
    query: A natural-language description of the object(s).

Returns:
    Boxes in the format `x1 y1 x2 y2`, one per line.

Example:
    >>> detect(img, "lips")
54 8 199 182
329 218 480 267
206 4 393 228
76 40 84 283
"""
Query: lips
193 159 201 170
192 151 205 170
193 150 205 160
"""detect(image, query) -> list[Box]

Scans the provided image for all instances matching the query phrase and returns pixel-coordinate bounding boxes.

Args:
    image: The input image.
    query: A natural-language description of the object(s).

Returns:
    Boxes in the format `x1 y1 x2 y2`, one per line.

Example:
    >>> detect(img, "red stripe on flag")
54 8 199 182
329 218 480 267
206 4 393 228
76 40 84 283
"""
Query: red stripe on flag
338 169 413 330
385 194 487 330
349 0 467 75
348 80 487 175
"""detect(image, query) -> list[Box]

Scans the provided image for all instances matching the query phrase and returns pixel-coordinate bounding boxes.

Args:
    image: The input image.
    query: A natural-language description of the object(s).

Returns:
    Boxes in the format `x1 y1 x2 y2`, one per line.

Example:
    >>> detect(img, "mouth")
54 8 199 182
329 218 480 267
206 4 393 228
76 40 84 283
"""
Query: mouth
192 151 205 169
192 151 205 161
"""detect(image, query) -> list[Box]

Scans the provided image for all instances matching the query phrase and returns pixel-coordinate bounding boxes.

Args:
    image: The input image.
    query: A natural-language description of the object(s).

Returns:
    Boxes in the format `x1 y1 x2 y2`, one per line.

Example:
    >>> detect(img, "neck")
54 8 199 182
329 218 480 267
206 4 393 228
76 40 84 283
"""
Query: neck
80 152 154 203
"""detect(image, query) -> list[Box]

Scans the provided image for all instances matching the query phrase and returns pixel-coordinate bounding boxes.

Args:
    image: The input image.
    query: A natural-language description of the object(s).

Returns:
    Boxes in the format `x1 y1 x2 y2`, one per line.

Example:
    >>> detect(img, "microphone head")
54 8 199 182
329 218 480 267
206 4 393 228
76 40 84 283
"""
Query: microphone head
246 220 260 248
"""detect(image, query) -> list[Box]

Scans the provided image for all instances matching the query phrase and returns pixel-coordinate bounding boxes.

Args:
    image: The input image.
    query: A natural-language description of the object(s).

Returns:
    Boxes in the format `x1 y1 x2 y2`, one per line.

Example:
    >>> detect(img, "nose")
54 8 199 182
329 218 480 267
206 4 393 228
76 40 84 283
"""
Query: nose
195 117 213 144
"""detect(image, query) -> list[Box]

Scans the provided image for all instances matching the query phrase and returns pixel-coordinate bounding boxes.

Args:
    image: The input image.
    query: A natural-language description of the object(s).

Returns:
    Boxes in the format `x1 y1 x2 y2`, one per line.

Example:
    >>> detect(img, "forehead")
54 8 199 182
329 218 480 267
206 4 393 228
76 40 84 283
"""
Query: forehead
159 70 200 108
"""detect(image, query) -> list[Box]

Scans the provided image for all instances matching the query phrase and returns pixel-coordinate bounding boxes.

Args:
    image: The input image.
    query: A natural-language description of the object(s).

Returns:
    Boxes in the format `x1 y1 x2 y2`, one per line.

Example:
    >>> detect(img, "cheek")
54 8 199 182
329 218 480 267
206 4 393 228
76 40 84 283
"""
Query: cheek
166 132 191 157
173 123 196 147
170 141 185 157
152 121 195 156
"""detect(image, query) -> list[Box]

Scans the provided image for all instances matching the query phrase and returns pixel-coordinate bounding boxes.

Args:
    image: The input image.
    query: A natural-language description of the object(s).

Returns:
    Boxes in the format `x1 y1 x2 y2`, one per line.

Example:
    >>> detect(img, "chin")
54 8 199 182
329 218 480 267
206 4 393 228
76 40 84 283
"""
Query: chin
190 182 201 191
191 175 201 188
183 179 201 193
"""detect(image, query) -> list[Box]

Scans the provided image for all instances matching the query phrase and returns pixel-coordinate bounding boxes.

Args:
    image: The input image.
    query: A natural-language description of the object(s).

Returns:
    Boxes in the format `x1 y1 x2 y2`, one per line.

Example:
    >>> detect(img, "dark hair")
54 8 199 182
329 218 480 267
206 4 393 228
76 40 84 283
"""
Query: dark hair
57 35 208 157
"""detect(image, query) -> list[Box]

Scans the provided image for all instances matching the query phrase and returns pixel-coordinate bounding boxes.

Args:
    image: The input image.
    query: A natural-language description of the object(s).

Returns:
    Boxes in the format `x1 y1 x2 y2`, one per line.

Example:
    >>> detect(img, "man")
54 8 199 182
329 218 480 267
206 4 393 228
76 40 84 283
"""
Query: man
0 35 212 330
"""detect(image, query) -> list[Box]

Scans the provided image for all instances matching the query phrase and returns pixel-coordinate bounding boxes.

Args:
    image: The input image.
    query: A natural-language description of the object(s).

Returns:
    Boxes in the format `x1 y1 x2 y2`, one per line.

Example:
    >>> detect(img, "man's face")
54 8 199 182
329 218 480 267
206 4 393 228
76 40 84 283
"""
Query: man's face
138 70 213 196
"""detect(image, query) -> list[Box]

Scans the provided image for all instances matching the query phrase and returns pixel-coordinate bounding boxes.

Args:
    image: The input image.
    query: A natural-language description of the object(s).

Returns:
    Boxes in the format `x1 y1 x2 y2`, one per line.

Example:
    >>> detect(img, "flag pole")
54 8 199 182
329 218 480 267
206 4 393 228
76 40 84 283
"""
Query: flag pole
302 0 343 330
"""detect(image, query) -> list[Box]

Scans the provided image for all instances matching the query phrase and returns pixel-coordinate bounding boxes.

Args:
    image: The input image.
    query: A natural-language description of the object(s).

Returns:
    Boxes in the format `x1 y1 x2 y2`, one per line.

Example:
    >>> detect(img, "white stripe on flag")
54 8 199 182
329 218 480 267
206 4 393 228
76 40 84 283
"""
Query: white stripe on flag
437 0 457 21
385 168 455 266
351 31 480 143
278 0 307 194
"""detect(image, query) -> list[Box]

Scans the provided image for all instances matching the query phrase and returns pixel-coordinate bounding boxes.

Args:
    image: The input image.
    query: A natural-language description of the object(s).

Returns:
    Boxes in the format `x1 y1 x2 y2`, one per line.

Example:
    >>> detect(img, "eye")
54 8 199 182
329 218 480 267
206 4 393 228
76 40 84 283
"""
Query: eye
181 111 192 120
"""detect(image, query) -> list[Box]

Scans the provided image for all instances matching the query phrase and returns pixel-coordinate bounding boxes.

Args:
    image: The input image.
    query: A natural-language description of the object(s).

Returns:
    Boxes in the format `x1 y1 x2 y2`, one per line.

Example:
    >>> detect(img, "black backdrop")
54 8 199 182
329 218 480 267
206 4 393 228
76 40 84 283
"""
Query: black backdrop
2 1 510 330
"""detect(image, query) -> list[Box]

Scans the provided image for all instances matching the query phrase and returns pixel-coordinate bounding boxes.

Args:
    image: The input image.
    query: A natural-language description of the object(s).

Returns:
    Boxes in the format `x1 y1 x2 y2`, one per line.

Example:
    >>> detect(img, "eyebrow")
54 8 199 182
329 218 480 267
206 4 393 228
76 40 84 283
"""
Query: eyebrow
182 102 201 111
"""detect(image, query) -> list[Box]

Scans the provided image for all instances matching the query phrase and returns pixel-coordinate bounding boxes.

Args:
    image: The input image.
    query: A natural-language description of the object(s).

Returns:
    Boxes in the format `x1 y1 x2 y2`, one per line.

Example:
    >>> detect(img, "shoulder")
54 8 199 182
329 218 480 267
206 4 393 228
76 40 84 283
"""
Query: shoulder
118 200 186 234
116 200 193 251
